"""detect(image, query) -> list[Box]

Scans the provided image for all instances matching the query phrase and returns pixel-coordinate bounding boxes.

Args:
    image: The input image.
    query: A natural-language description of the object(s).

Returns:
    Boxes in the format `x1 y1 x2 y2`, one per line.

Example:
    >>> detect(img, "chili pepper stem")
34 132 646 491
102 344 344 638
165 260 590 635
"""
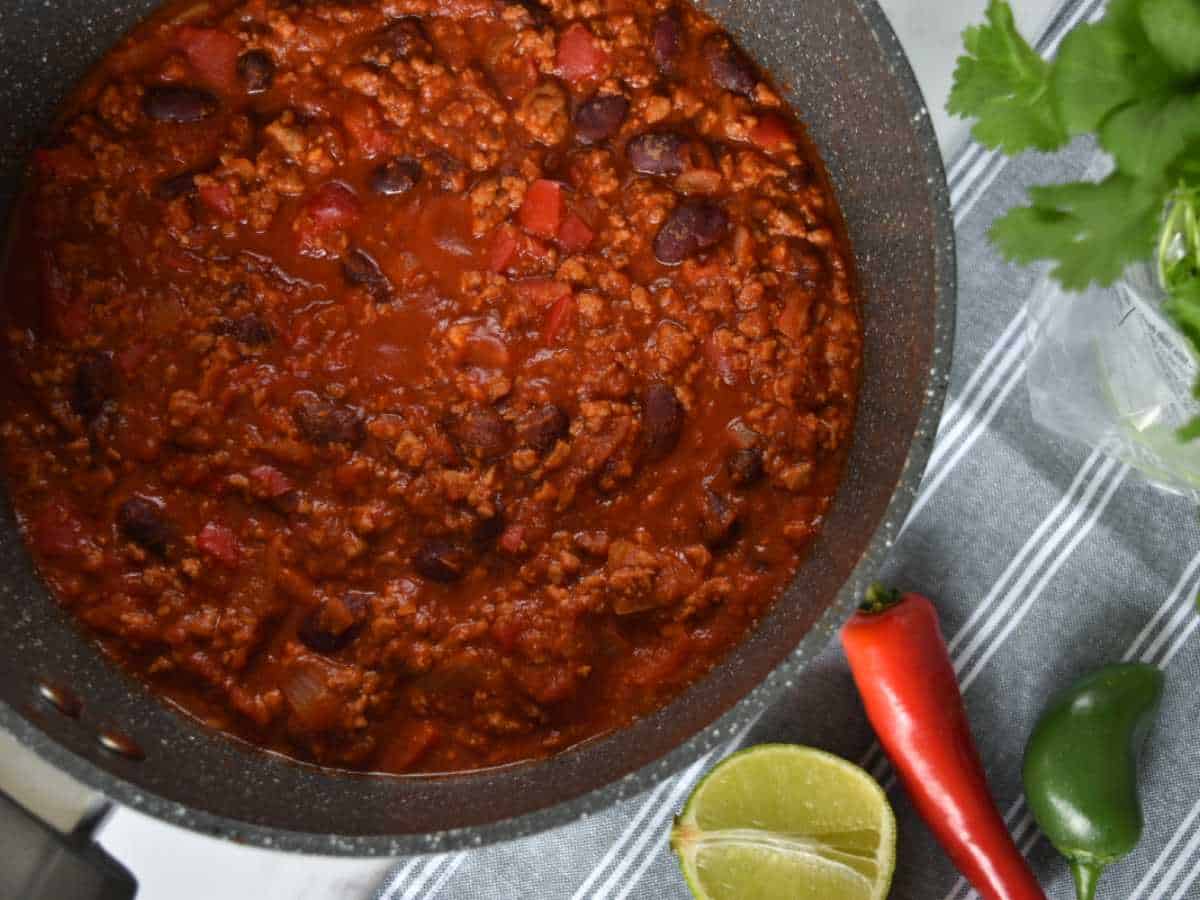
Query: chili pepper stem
860 582 903 614
1069 859 1102 900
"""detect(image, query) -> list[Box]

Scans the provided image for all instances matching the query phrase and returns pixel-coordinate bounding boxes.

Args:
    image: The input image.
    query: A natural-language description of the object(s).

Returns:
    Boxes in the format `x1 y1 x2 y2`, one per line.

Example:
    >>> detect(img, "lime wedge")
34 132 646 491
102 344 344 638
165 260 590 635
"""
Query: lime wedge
670 744 896 900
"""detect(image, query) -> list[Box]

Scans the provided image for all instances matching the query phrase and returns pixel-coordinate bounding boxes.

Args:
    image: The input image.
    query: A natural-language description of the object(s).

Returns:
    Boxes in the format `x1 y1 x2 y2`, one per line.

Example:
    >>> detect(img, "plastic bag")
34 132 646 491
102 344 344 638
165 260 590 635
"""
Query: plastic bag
1025 261 1200 501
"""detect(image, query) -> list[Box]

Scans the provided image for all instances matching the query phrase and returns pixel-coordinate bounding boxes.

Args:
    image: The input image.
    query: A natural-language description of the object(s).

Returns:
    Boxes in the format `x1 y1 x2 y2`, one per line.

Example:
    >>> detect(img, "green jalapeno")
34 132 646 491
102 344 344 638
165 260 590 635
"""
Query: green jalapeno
1022 663 1164 900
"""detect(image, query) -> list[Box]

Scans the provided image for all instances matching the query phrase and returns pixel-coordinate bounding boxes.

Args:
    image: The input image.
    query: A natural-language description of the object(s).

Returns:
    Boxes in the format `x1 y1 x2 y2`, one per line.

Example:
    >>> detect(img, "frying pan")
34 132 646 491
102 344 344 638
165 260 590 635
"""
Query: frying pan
0 0 955 862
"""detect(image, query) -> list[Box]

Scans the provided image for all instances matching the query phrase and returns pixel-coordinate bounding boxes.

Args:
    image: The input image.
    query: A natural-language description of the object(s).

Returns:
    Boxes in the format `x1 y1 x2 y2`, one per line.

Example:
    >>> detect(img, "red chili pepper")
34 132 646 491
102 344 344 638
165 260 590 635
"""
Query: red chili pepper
841 584 1046 900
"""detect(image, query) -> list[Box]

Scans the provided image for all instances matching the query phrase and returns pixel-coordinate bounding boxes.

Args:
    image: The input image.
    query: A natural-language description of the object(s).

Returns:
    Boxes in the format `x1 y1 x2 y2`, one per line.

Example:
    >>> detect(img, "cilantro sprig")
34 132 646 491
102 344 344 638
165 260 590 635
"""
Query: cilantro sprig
949 0 1200 440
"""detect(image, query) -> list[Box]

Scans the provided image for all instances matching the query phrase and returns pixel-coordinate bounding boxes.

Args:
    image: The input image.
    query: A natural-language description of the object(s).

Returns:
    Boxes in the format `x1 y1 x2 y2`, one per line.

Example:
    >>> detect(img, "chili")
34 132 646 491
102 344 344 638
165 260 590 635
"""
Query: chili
1023 663 1164 900
0 0 861 774
841 585 1046 900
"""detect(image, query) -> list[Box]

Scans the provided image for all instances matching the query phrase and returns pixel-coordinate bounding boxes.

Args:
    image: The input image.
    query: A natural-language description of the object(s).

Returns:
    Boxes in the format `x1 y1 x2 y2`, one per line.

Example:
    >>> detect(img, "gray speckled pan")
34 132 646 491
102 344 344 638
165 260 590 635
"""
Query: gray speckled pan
0 0 954 855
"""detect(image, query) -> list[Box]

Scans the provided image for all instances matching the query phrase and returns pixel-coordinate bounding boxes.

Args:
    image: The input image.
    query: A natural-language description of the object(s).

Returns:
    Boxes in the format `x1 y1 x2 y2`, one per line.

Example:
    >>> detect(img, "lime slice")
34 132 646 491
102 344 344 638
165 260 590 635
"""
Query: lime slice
670 744 896 900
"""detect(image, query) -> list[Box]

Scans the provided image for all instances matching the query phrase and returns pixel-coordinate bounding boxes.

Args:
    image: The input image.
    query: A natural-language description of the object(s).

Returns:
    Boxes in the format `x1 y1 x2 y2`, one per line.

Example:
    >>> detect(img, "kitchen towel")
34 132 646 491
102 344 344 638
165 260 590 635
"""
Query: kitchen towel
374 0 1200 897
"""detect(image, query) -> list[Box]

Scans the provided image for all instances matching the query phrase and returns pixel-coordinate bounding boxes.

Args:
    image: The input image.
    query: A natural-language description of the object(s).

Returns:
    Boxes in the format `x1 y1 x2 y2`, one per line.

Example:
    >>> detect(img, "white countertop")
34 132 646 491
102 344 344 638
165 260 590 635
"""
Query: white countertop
4 2 1058 897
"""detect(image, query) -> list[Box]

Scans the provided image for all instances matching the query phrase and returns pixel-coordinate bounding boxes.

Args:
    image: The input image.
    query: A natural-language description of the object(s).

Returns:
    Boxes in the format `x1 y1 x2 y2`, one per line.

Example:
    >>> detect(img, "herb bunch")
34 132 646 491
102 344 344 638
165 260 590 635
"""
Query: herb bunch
949 0 1200 437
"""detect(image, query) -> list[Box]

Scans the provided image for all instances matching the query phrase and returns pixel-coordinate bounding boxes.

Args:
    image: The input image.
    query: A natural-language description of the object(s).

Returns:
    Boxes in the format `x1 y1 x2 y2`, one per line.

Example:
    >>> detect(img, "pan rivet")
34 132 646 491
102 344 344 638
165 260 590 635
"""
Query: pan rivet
98 729 145 761
37 681 82 718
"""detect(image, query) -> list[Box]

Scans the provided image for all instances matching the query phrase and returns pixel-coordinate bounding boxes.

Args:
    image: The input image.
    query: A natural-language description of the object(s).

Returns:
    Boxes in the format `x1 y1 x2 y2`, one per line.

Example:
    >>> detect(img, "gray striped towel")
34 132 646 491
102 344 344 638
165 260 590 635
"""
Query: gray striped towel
374 0 1200 897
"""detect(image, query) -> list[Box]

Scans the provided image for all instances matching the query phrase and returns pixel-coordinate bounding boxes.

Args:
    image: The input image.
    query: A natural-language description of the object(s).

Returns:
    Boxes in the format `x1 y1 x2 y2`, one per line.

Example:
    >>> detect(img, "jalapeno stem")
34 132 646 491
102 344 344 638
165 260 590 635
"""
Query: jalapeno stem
1070 860 1101 900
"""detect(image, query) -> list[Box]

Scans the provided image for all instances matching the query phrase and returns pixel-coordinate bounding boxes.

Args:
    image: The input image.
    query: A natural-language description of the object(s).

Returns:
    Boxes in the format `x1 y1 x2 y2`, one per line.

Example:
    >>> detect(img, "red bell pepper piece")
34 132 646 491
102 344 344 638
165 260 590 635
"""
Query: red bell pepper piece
488 225 520 272
556 23 609 82
841 585 1046 900
519 179 563 239
176 26 241 92
197 522 241 567
543 294 575 344
557 211 594 252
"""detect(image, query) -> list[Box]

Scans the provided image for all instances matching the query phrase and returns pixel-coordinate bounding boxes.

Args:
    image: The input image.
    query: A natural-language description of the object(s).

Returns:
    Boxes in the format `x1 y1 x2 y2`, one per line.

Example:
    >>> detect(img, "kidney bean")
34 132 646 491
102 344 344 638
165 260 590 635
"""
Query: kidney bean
213 314 272 345
237 50 275 94
72 351 116 421
298 591 370 654
652 9 682 73
703 34 757 98
519 404 569 453
414 539 469 582
727 447 764 486
626 132 686 176
369 158 422 196
700 489 740 547
156 171 198 200
574 94 628 145
473 498 506 544
452 408 509 460
342 248 390 298
292 394 365 446
117 497 172 556
653 201 729 265
642 382 684 460
143 85 218 123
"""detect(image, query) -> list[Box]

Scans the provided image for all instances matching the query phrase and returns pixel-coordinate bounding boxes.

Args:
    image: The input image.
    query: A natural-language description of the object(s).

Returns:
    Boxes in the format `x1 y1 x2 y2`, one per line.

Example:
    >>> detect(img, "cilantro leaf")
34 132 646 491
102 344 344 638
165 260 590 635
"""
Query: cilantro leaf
947 0 1067 153
989 175 1164 289
1164 278 1200 352
1101 93 1200 179
1141 0 1200 78
1051 17 1171 135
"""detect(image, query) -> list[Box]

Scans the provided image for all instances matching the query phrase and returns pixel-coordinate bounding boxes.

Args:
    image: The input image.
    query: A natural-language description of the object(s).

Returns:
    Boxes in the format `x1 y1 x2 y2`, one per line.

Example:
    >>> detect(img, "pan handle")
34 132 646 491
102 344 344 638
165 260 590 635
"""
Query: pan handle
0 729 137 900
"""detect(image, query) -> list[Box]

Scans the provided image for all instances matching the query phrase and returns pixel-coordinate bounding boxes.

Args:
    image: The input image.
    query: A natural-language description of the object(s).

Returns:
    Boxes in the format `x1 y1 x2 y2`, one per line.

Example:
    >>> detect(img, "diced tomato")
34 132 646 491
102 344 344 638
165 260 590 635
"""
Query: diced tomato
518 277 572 308
197 522 241 566
518 179 563 239
749 113 794 151
488 225 520 272
557 212 594 252
198 182 236 218
176 26 242 92
32 146 92 180
341 96 393 159
543 293 575 344
249 465 293 498
556 23 609 82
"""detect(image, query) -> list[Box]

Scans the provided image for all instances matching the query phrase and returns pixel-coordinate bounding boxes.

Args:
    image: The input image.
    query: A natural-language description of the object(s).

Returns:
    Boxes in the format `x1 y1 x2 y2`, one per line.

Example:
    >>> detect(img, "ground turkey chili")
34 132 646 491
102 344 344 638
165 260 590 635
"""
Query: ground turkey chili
0 0 861 773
